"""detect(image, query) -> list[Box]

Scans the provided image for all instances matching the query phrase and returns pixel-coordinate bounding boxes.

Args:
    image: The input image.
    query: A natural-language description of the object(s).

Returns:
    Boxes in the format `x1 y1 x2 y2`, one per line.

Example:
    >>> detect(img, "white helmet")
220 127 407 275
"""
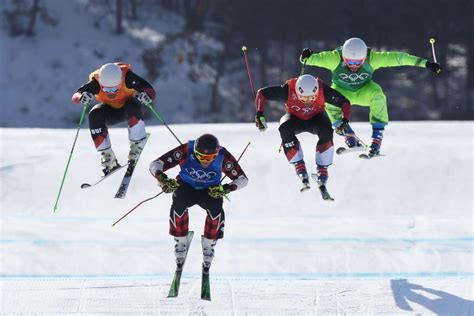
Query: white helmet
295 74 319 100
98 63 122 87
342 37 367 60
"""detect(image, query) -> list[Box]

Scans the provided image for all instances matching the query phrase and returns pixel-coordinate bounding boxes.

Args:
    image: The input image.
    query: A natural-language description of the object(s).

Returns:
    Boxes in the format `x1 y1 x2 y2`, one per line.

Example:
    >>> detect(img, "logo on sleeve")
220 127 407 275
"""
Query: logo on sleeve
224 161 233 171
173 150 183 160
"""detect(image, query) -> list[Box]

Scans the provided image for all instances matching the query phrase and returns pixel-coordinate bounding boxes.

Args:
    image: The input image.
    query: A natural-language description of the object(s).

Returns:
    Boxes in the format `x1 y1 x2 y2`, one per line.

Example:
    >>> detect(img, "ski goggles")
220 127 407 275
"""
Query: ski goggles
343 58 365 66
297 94 317 103
194 149 218 163
102 85 119 93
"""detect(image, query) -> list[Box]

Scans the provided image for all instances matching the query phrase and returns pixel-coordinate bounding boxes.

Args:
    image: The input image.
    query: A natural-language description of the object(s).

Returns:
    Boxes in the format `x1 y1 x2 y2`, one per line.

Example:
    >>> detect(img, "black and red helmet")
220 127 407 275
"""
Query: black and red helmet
194 134 219 163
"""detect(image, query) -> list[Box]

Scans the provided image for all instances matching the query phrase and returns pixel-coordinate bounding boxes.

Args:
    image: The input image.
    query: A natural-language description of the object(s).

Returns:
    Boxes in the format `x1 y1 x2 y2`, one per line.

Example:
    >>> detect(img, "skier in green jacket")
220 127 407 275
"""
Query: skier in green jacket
300 37 442 157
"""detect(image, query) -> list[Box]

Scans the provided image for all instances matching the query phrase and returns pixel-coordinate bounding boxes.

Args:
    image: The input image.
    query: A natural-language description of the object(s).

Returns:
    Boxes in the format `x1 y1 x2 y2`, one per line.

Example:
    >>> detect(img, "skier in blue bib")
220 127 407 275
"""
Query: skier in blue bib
149 134 248 271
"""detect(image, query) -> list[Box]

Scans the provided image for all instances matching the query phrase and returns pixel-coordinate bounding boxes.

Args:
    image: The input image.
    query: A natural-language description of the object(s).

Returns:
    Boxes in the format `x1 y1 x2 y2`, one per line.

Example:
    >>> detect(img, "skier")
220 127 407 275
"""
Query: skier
149 134 248 272
71 62 156 175
300 37 442 157
255 74 352 193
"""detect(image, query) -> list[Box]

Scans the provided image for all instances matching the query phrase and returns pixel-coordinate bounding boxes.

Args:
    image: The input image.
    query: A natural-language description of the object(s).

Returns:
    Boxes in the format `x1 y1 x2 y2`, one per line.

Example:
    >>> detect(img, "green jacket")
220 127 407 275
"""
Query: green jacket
304 48 427 91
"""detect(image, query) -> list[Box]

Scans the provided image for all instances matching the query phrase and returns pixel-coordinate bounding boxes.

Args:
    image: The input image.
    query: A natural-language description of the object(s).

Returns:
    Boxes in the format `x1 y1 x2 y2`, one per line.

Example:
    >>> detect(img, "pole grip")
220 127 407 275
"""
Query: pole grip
429 38 438 63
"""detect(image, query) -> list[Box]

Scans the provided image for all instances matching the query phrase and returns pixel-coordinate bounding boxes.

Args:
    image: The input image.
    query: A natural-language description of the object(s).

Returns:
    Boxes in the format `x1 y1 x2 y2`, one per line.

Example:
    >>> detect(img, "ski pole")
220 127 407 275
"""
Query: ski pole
53 105 87 212
220 141 251 201
300 58 307 76
343 132 369 148
220 141 251 183
242 46 256 98
429 38 438 63
146 103 182 145
112 191 164 227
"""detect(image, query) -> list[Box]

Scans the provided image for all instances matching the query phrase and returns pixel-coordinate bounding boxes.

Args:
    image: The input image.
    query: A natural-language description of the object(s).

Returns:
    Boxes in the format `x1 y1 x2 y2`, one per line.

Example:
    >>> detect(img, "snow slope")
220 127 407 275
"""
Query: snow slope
2 0 226 128
0 121 473 315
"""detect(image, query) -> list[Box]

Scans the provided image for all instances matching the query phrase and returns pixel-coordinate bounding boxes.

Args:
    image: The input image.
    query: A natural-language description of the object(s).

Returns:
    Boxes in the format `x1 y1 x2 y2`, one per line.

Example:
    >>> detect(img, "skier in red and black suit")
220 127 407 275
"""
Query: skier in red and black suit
72 62 156 175
255 74 351 191
149 134 248 270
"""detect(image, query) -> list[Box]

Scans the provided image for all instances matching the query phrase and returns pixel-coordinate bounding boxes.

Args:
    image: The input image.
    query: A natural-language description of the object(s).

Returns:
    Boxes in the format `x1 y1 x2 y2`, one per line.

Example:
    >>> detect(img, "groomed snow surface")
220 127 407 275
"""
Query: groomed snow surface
1 122 473 315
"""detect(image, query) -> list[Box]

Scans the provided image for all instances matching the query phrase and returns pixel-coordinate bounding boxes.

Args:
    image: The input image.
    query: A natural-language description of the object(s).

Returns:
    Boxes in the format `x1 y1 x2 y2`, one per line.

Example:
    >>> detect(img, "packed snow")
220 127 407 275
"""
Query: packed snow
0 121 473 315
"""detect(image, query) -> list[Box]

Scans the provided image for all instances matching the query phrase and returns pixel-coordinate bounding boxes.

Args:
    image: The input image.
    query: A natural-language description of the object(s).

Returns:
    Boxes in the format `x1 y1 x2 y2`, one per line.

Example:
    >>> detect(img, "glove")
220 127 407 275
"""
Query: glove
208 184 232 199
157 172 179 193
301 48 313 61
255 111 267 131
335 118 349 136
80 92 94 106
137 91 152 106
72 92 93 106
425 61 442 74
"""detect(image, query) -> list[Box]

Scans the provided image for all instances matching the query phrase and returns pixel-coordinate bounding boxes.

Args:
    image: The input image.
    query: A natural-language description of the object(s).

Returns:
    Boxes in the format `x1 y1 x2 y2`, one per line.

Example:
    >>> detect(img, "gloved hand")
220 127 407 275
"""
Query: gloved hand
425 61 442 74
72 92 93 106
137 91 153 106
255 111 267 131
335 118 349 136
301 48 313 61
208 184 231 199
157 172 179 193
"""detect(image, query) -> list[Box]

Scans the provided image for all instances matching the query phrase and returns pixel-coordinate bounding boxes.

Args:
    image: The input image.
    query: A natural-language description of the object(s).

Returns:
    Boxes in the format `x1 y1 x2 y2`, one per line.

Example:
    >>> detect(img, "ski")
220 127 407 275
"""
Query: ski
201 265 211 301
359 152 385 160
318 185 335 201
299 174 311 193
167 231 194 298
336 146 367 155
310 173 335 201
80 164 128 189
300 182 311 192
114 133 150 199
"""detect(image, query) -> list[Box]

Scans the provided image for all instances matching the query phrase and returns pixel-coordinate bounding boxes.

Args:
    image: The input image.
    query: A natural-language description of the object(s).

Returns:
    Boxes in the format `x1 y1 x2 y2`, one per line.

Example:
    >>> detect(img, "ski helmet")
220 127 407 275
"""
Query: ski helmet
342 37 367 60
295 74 319 103
98 63 122 88
194 134 220 163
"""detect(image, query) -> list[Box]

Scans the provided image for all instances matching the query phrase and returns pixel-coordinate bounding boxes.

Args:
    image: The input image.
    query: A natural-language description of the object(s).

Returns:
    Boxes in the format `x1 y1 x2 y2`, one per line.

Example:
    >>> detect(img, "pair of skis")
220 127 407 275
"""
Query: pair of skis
336 146 384 160
299 145 385 200
300 175 334 201
167 232 212 301
80 133 150 199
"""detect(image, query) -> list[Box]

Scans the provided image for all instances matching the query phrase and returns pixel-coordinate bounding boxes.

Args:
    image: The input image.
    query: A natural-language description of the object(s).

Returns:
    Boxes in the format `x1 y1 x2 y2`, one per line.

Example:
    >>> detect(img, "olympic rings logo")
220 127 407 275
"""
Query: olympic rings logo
290 105 316 114
338 73 370 82
184 167 217 181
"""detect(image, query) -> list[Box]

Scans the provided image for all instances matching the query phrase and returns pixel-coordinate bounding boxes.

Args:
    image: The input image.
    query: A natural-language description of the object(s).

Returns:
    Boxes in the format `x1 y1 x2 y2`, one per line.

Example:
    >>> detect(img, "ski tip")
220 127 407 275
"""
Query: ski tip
300 186 311 193
80 183 91 189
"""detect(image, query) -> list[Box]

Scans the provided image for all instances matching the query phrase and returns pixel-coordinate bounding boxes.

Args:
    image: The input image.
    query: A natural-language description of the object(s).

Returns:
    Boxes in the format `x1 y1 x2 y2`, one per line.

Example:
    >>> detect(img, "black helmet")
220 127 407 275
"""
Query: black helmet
194 134 219 162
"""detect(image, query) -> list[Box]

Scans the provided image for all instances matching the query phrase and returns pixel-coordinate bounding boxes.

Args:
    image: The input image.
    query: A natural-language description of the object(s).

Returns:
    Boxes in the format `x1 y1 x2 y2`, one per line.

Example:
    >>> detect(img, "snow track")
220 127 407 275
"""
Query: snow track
1 122 473 314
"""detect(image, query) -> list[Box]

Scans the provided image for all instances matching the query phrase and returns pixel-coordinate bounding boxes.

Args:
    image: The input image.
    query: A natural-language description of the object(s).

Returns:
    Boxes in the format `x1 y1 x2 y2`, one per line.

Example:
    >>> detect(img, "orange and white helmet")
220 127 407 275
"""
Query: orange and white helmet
295 74 319 103
98 63 122 91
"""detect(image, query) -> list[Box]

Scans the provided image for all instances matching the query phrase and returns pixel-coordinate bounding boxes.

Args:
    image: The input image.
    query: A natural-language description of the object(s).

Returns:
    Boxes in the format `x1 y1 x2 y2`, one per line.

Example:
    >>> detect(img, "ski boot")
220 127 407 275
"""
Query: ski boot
201 236 217 270
293 160 310 192
343 124 361 148
128 138 146 165
100 148 120 175
316 165 328 187
174 236 188 267
368 129 384 157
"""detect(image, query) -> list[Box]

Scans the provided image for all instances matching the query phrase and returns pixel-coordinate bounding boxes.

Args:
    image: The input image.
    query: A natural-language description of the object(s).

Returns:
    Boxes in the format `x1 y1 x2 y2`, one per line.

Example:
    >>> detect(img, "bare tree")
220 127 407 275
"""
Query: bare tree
25 0 39 36
116 0 123 34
